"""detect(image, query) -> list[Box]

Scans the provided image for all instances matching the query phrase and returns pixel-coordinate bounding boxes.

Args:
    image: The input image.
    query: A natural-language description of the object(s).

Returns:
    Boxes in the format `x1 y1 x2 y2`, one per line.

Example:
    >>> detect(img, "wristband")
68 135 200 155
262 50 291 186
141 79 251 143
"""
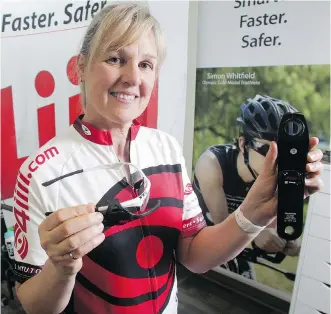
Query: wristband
234 206 266 234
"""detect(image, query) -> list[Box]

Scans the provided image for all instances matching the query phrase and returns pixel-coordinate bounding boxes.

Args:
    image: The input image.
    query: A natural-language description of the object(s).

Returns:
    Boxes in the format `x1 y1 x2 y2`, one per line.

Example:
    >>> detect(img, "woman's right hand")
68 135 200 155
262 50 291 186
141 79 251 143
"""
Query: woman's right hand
38 204 105 278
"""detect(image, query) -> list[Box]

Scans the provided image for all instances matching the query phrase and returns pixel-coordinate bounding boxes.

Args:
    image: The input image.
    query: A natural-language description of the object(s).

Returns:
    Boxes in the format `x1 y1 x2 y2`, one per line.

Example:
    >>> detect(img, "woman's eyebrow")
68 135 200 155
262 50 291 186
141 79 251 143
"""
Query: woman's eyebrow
141 53 157 60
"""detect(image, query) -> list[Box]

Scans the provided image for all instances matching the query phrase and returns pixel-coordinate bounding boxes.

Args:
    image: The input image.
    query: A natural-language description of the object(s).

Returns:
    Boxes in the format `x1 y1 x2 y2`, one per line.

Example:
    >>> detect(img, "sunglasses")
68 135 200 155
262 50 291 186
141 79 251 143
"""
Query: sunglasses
248 140 270 157
44 162 160 227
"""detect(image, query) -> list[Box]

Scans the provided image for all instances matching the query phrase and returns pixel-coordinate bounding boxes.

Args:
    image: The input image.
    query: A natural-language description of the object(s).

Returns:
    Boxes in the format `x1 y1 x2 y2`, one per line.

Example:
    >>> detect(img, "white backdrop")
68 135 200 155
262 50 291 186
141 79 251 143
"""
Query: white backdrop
197 1 330 68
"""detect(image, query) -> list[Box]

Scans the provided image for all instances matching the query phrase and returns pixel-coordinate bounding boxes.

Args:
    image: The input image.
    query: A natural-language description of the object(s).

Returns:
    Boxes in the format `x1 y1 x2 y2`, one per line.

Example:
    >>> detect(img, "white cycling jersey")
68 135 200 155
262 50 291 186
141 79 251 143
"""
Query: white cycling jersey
13 115 206 314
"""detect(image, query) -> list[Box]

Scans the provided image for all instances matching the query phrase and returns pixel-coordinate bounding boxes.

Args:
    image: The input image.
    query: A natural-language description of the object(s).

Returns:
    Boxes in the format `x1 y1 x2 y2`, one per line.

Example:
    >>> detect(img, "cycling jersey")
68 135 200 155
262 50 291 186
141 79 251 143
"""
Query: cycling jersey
12 115 206 314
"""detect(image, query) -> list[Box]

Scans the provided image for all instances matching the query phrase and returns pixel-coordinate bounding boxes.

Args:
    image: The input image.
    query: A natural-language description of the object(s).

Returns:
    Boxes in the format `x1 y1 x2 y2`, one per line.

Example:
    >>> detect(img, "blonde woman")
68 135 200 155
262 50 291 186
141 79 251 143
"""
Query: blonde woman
13 3 324 314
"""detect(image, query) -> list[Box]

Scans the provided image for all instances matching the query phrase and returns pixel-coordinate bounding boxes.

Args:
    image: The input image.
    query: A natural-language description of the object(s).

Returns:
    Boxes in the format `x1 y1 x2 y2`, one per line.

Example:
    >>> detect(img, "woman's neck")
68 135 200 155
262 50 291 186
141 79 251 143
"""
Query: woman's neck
82 113 132 162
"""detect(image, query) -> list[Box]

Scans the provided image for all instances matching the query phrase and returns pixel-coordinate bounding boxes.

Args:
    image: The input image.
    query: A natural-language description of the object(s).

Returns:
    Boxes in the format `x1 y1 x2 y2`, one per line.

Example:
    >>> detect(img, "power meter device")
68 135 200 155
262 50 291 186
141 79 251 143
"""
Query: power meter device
277 112 309 241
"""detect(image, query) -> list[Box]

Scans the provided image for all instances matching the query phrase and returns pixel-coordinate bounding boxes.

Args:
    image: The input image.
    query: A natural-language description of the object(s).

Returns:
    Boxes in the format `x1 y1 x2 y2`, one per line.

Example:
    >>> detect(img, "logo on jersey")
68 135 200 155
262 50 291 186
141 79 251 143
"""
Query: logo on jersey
28 146 59 172
184 183 193 195
82 125 91 136
13 172 31 260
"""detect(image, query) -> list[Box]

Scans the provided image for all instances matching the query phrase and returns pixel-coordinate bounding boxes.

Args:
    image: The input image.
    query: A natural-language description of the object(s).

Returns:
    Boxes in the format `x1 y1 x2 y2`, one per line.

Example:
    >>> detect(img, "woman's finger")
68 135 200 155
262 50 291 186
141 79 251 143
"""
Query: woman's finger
306 161 324 173
41 204 96 232
68 233 106 259
308 137 319 152
48 212 104 244
48 223 104 257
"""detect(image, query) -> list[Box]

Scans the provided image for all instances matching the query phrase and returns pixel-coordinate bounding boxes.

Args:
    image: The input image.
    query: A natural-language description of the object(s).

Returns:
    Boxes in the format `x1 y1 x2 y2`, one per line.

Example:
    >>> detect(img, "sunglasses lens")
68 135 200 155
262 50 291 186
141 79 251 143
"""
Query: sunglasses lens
250 141 269 156
259 145 269 156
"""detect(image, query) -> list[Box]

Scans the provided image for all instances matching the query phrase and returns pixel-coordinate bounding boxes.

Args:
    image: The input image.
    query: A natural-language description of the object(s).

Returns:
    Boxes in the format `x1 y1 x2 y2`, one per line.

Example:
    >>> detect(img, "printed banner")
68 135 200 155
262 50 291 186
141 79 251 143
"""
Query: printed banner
1 0 190 210
193 0 330 302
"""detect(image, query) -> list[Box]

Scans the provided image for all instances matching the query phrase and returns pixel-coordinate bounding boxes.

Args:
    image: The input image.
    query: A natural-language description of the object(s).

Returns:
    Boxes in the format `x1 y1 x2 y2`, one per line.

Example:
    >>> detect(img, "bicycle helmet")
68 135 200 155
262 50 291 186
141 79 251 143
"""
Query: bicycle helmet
237 94 298 141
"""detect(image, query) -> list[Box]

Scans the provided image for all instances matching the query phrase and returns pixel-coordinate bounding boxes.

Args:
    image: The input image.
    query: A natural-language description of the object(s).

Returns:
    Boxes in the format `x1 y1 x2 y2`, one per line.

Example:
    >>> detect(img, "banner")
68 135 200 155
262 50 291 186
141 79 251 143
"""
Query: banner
1 0 190 223
193 0 330 302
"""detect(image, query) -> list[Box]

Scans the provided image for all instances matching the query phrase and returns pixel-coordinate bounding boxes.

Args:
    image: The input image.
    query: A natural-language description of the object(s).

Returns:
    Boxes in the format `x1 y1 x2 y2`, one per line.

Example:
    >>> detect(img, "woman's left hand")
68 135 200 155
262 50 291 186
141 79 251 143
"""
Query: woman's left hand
241 137 324 227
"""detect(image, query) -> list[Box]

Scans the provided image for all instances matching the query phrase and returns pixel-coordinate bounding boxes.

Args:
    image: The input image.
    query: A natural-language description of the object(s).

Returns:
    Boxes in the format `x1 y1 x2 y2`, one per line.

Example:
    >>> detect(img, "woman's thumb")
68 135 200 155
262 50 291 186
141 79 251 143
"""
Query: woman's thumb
261 141 278 178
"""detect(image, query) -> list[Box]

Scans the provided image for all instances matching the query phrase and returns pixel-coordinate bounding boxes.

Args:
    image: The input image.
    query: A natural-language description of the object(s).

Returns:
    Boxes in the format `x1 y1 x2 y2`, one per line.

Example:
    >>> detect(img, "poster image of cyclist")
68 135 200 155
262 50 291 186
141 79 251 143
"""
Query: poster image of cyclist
191 64 330 299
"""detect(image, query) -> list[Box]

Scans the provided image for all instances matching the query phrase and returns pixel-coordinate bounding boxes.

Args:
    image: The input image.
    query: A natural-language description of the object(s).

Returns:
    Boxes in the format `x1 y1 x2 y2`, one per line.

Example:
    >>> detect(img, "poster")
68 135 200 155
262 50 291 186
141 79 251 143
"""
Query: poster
192 0 330 302
1 0 191 225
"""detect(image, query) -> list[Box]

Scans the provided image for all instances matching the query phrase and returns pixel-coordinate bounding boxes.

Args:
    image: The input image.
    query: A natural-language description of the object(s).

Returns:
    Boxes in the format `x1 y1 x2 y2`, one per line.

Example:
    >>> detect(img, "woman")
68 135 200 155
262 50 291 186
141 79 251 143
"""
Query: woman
13 3 324 314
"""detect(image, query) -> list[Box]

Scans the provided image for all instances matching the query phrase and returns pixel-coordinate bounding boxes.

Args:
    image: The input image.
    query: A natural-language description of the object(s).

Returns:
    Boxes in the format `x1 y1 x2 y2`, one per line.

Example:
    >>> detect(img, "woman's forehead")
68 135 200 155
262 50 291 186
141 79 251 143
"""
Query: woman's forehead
102 32 157 58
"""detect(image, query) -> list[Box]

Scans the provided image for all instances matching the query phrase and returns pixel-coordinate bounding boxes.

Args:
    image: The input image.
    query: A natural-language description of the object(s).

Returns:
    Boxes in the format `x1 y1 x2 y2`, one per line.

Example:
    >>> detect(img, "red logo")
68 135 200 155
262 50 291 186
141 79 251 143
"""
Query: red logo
13 171 32 260
1 56 82 201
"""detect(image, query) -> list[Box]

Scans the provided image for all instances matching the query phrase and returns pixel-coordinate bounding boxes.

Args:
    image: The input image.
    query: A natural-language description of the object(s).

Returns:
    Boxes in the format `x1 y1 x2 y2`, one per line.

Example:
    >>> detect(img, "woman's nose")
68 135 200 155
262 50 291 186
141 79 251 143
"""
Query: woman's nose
121 63 141 86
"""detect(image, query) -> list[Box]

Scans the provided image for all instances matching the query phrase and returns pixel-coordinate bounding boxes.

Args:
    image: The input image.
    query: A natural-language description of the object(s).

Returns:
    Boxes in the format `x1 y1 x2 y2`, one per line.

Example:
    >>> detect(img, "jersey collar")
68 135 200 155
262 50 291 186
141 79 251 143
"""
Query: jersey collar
73 115 141 145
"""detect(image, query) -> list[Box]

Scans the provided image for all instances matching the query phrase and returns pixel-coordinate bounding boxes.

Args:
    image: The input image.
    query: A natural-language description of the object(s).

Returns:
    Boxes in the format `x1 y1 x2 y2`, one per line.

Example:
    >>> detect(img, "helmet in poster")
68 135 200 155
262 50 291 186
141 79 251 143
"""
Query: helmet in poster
236 94 298 141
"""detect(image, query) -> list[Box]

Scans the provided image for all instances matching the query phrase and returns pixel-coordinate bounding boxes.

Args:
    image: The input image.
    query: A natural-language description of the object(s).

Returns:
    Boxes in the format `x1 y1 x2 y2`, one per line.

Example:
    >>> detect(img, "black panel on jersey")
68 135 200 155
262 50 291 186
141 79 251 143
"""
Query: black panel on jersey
87 225 180 278
143 164 182 176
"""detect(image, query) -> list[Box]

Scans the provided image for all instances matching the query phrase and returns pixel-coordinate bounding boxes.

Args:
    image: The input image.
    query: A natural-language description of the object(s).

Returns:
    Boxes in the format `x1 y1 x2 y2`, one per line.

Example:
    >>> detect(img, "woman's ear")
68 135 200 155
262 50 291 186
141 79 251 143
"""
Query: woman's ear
77 54 85 82
238 136 246 154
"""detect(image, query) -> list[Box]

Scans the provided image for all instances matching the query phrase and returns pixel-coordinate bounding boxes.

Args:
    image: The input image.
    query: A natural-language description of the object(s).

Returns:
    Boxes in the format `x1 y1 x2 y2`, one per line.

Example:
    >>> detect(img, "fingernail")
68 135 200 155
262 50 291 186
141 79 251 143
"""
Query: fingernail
308 152 315 160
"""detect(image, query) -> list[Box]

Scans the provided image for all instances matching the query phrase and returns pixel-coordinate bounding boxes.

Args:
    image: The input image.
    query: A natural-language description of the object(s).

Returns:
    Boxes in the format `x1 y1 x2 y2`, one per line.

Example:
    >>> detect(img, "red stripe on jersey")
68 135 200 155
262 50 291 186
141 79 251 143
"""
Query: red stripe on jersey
181 212 206 238
74 265 175 314
74 283 153 314
156 264 176 312
148 171 183 200
104 206 182 237
80 256 171 298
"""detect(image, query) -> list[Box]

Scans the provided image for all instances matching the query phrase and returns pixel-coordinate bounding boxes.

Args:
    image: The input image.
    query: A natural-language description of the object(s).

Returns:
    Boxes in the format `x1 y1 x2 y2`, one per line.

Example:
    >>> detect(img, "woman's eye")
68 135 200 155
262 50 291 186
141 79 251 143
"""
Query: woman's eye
107 57 122 64
140 62 153 70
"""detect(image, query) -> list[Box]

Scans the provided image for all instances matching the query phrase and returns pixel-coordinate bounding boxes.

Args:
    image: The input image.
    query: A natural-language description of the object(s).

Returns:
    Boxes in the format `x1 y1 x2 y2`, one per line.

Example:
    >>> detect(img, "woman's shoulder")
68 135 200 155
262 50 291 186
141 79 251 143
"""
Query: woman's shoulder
137 126 181 151
18 126 80 181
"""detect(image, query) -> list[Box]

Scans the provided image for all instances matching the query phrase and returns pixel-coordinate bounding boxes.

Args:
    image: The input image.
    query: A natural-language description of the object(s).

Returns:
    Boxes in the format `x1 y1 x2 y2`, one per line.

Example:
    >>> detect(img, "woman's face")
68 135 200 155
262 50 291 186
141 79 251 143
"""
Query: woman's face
80 31 158 127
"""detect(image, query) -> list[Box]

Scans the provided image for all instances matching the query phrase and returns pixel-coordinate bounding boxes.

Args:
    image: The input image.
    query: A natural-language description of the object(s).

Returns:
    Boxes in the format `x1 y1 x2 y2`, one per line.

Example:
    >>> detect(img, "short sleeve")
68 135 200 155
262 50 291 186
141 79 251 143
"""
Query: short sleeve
12 169 48 283
180 155 207 238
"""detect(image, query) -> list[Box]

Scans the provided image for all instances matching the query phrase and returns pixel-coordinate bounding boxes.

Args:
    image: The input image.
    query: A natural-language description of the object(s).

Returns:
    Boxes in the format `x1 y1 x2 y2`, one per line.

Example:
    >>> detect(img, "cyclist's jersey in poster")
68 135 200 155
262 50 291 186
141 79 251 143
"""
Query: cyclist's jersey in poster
12 115 207 314
193 144 253 226
192 144 255 279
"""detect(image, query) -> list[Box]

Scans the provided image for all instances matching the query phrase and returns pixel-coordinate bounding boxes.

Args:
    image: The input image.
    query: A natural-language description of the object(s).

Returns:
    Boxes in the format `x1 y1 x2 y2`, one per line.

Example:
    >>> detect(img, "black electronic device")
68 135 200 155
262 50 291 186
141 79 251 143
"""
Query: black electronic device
277 112 309 241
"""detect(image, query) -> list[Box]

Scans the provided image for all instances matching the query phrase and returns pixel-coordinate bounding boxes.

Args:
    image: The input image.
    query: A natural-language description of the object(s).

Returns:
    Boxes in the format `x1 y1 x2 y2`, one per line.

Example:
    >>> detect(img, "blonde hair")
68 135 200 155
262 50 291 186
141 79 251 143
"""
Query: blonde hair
78 2 165 107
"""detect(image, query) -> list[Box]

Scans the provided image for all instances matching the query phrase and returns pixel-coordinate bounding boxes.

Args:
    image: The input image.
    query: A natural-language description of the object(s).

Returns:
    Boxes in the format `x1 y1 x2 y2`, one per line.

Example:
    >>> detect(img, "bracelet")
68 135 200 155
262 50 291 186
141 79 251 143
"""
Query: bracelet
234 206 266 234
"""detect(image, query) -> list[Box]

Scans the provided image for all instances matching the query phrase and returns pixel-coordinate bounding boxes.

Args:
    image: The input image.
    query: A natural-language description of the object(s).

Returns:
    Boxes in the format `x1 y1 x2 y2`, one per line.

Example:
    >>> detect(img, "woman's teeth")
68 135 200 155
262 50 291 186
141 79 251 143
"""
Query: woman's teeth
110 92 136 101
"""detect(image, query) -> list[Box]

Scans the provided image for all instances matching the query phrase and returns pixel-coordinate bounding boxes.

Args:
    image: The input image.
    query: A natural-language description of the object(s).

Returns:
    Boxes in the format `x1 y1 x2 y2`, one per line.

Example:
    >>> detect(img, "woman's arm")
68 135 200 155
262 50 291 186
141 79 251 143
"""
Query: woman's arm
16 259 76 314
177 212 259 273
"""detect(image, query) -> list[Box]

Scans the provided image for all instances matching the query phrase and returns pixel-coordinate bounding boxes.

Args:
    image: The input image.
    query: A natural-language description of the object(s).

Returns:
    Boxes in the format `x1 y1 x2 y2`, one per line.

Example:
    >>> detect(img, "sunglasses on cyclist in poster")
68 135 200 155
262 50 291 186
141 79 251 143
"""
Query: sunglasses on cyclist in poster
43 162 161 227
248 140 270 157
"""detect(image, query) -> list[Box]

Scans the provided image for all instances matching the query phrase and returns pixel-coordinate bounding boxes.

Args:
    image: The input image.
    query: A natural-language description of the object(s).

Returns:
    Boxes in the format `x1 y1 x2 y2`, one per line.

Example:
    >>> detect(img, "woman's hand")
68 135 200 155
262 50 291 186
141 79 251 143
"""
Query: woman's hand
253 228 286 253
241 137 324 227
38 204 105 278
